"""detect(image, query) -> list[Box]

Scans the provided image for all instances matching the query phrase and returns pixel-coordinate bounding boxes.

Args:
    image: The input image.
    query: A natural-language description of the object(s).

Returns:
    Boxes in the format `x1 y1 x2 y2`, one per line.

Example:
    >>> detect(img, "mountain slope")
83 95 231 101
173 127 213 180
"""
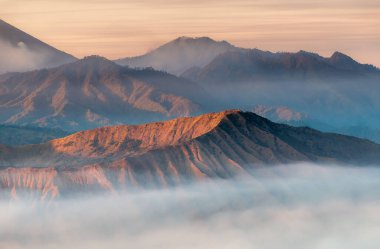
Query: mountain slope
116 37 242 75
1 110 380 199
0 56 204 131
0 19 76 73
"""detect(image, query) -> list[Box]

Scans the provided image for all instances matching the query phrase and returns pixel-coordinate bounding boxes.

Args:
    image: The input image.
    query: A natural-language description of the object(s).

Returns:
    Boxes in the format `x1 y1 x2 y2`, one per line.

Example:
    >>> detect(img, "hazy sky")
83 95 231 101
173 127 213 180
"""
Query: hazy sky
1 0 379 66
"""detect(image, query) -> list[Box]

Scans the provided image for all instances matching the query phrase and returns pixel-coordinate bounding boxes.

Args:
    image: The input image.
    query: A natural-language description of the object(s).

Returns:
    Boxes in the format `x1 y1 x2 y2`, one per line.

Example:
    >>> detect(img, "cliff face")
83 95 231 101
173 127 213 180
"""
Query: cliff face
1 110 380 199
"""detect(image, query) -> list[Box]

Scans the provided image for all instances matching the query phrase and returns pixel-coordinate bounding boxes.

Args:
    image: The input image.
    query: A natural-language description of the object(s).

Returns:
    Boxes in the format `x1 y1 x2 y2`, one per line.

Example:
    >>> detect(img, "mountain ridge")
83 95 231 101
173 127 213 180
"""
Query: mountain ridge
1 110 380 199
182 49 380 84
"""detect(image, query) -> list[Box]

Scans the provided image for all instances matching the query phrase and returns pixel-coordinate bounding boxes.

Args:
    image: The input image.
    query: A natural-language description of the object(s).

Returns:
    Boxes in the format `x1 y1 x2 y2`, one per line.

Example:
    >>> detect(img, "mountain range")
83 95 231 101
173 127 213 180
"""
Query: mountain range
1 21 380 200
1 23 380 143
179 48 380 142
115 37 380 143
2 110 380 199
0 19 76 74
181 49 379 84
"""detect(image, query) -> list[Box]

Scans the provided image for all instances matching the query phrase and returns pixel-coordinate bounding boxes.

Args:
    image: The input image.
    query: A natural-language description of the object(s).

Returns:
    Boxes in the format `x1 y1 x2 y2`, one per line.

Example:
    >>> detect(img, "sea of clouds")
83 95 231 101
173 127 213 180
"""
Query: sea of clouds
1 163 380 249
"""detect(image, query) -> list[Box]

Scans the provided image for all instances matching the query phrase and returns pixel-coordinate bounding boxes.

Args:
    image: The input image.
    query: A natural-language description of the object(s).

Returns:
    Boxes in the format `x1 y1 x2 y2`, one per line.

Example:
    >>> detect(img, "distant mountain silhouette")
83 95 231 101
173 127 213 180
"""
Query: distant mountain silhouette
2 110 380 199
0 56 204 131
115 36 242 75
182 49 379 84
0 19 76 73
180 48 380 142
328 51 378 73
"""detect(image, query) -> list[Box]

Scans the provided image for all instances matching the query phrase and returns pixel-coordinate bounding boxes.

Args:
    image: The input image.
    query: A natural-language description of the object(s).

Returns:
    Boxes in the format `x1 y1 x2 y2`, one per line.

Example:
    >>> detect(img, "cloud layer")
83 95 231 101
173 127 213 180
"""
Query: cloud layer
1 163 380 249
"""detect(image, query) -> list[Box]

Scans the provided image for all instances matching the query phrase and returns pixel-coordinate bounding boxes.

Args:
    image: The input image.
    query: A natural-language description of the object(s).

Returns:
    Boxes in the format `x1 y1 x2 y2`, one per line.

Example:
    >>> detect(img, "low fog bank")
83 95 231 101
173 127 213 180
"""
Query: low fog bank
1 163 380 249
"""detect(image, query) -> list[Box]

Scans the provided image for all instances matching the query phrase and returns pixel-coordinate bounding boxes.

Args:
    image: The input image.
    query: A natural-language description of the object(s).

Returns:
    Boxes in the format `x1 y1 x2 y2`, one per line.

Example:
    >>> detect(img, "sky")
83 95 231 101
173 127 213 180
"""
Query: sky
1 0 379 66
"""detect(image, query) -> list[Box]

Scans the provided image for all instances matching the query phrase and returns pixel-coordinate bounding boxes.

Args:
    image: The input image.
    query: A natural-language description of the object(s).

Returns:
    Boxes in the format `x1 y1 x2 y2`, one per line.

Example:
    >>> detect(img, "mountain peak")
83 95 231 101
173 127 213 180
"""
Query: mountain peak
329 51 355 62
170 36 235 49
220 109 243 116
116 36 239 75
173 36 218 43
327 51 379 72
82 55 110 61
65 55 120 71
79 55 116 65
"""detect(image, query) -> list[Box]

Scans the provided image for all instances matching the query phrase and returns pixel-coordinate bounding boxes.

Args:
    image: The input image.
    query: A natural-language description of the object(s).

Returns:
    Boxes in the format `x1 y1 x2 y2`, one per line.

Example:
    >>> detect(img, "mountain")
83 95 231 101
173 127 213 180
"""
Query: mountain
0 125 68 146
181 49 380 142
115 36 242 75
2 110 380 199
328 51 379 73
0 19 76 73
0 56 205 131
182 49 380 84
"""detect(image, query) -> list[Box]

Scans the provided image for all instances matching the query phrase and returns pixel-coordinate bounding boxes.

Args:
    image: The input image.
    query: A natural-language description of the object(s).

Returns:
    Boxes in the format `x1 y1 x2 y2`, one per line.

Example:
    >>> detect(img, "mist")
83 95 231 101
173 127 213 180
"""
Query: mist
0 39 52 74
1 163 380 249
198 77 380 143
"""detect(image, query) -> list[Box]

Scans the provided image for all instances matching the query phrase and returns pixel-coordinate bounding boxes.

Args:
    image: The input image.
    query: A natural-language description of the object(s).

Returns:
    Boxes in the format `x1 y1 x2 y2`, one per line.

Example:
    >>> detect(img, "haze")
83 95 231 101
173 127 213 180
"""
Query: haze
1 0 379 66
1 163 380 249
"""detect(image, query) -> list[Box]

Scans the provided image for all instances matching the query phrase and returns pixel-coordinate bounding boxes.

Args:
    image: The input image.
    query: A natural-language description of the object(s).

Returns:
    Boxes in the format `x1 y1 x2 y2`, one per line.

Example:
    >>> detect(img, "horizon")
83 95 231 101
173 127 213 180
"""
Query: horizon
0 18 376 69
1 0 379 67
